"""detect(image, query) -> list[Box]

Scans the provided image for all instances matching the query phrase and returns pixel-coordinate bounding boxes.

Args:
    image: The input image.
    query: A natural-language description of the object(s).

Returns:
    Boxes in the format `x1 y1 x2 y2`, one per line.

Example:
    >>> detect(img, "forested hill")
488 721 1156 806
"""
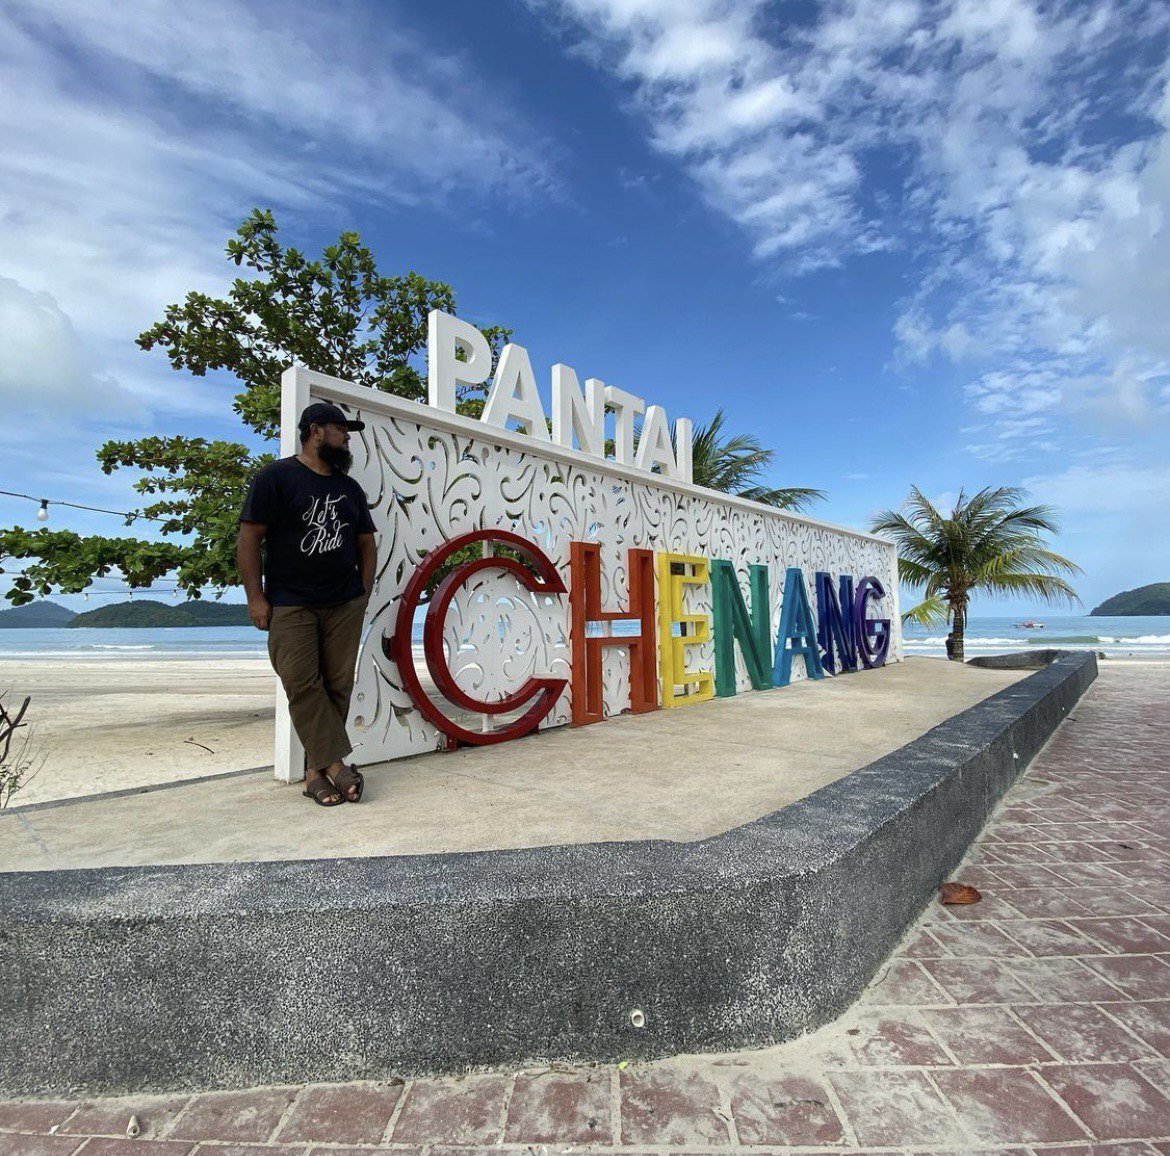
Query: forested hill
0 600 77 628
1090 583 1170 616
68 600 252 628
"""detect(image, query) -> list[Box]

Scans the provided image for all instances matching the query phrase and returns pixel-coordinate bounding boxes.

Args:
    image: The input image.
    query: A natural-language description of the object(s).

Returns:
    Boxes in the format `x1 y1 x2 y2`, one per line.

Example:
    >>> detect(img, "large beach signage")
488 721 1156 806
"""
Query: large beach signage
273 313 901 779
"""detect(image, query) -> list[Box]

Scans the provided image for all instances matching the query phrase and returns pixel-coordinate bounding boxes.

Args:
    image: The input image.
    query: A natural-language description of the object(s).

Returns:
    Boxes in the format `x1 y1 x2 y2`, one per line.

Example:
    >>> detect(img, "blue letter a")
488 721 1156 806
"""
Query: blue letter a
773 567 825 688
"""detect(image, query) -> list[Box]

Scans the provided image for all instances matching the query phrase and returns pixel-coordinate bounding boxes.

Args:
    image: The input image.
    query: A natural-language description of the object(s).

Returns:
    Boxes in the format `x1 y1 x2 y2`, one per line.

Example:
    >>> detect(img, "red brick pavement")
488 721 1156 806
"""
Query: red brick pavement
2 664 1168 1154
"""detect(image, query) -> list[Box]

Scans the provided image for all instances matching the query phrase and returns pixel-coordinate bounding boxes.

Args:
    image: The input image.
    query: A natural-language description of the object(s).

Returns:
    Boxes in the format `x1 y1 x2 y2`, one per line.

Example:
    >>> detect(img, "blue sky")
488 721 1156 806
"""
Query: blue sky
0 0 1168 615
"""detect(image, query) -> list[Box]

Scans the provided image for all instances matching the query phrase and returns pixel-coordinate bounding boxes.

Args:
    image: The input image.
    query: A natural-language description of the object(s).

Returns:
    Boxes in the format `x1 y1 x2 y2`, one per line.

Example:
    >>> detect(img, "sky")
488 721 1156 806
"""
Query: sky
0 0 1167 616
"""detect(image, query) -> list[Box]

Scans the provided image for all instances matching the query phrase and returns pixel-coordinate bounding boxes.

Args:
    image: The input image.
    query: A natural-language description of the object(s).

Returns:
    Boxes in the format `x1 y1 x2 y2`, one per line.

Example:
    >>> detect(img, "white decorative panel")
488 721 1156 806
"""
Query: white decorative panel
292 370 901 769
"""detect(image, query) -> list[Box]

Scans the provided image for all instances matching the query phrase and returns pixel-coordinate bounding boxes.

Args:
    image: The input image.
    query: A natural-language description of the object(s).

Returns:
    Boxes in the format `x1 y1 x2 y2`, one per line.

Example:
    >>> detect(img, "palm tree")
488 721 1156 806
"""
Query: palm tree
686 409 825 511
870 486 1080 662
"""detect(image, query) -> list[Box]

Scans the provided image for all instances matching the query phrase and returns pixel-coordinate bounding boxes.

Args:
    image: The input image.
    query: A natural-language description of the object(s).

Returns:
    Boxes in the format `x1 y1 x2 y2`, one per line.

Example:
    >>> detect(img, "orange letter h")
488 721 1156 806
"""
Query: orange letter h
569 543 658 726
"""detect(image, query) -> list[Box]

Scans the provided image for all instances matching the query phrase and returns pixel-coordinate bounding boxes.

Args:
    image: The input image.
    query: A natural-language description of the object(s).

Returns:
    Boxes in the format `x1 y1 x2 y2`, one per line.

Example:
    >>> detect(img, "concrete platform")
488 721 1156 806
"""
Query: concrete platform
1 661 1156 1150
0 658 1027 870
0 651 1096 1096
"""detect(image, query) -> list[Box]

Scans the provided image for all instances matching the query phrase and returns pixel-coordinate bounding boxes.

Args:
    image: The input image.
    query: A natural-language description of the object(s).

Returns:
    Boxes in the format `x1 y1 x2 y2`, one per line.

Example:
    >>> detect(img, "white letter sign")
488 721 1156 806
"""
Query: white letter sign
551 364 605 457
428 310 491 413
425 309 691 481
483 344 551 440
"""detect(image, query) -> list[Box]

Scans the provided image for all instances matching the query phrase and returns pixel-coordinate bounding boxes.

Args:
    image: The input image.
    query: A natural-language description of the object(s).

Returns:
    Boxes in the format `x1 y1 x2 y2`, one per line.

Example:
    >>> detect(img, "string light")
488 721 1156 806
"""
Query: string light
7 574 185 601
0 489 168 524
1 491 202 602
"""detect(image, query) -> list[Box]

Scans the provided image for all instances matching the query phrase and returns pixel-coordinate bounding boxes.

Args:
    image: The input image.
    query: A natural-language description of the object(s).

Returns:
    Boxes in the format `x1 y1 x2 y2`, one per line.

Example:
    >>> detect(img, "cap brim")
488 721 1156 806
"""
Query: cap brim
345 420 365 431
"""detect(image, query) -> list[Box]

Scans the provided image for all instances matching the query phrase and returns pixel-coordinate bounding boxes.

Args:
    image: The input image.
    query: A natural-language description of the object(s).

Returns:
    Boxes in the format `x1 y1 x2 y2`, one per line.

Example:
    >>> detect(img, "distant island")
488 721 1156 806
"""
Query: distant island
0 600 76 628
1090 583 1170 617
70 600 252 628
0 599 251 628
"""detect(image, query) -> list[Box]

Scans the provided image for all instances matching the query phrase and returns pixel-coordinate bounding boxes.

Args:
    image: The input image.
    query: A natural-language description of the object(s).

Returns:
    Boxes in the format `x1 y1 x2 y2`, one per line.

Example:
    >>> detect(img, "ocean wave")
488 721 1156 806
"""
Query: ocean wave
903 640 1170 658
908 636 1023 647
0 649 268 660
80 644 156 651
907 633 1170 648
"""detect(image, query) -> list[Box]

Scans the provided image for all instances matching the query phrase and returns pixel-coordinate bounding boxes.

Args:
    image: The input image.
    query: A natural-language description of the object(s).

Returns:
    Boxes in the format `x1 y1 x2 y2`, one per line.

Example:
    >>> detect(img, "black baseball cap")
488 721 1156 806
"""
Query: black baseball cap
298 401 365 432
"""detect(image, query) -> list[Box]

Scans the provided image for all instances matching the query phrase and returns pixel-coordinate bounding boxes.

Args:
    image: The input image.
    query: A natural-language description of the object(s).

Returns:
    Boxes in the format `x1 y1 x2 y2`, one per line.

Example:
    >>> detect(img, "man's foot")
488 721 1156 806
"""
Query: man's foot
325 758 360 804
332 763 365 803
302 771 344 807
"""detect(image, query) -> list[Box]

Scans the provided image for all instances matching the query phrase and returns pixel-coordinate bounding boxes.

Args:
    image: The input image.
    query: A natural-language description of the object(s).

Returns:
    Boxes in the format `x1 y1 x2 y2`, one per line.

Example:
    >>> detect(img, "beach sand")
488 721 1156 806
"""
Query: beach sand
0 659 276 806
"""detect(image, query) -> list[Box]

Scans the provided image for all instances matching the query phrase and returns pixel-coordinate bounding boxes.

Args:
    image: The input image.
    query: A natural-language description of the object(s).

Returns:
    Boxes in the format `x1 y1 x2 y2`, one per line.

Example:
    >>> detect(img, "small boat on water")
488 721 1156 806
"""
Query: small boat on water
1014 621 1045 629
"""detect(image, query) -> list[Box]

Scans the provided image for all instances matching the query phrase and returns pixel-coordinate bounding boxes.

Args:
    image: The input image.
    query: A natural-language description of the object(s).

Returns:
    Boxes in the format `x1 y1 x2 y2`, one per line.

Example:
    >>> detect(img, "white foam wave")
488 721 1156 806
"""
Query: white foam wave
906 633 1170 649
82 644 156 651
908 636 1023 647
0 649 267 660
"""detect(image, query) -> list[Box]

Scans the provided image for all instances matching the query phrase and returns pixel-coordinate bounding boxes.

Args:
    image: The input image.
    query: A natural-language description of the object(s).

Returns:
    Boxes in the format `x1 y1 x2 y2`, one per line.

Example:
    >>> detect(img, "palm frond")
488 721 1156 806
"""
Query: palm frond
737 485 826 511
896 557 936 587
685 409 824 510
974 571 1082 604
902 594 948 627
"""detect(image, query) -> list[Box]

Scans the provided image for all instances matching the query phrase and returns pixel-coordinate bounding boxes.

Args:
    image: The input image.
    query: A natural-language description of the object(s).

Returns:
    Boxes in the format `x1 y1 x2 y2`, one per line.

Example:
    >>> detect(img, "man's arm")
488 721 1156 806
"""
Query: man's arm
236 521 271 630
357 533 377 599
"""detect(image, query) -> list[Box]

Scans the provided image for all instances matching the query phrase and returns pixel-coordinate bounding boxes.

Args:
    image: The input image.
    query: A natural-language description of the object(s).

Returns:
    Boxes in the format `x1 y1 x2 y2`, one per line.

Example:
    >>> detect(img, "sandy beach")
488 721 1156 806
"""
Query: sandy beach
0 659 276 806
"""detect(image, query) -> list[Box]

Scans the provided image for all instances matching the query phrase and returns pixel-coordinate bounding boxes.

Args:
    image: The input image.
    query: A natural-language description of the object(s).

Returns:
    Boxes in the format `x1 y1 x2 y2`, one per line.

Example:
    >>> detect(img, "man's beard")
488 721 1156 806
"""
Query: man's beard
319 443 353 474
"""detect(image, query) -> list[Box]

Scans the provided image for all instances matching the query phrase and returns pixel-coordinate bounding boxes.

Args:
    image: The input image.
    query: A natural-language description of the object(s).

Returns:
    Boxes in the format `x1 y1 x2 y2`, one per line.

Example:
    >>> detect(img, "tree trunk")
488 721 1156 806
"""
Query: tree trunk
950 608 966 662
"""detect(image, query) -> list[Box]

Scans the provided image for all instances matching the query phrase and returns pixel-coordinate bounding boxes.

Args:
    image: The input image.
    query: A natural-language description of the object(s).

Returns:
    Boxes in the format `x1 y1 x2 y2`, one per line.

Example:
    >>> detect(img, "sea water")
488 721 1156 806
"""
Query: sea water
0 615 1166 661
902 615 1170 660
0 626 270 660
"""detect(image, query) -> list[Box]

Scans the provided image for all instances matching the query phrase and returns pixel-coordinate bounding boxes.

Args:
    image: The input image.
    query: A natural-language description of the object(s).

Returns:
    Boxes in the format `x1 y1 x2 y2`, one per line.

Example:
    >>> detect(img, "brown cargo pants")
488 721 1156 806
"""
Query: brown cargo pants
268 593 367 773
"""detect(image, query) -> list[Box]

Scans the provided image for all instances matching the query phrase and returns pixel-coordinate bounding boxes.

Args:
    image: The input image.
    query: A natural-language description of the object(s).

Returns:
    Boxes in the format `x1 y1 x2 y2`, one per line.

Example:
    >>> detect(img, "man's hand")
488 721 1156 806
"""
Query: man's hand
236 521 269 630
248 594 272 632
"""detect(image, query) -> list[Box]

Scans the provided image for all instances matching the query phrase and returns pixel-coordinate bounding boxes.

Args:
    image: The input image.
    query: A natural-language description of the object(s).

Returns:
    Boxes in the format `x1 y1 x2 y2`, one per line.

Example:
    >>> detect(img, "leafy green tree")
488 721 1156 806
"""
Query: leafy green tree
0 210 510 605
870 485 1080 662
688 408 824 511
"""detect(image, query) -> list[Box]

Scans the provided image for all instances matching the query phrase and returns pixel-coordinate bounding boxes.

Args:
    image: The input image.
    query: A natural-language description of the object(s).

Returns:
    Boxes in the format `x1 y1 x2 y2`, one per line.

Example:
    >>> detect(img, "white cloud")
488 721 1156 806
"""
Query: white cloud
1024 460 1170 517
528 0 891 270
0 278 92 404
890 1 1170 439
531 0 1170 441
0 0 557 421
22 0 556 208
966 370 1063 418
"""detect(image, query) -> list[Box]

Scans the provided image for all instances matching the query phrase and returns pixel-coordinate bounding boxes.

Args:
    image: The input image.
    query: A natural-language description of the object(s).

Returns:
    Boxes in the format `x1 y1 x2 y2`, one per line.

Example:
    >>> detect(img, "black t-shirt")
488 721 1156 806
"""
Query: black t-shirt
239 457 376 607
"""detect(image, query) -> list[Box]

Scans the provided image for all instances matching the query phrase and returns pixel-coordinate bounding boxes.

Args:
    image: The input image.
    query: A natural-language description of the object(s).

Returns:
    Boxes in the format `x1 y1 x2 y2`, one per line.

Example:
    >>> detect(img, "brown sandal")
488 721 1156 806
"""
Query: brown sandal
333 763 364 803
303 775 344 807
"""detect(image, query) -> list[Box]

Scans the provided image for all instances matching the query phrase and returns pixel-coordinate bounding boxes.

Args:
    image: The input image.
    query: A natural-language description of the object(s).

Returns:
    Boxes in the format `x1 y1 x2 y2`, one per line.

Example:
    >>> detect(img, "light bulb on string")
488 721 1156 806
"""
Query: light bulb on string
36 500 48 522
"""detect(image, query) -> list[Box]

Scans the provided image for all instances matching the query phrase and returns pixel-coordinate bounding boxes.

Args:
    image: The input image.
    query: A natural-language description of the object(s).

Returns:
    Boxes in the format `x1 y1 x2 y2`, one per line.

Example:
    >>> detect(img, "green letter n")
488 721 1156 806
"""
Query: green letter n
711 560 772 697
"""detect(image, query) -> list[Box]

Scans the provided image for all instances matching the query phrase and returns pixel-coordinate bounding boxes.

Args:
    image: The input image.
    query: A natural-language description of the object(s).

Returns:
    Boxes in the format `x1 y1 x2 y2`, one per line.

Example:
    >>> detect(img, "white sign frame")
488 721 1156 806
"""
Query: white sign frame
274 365 900 781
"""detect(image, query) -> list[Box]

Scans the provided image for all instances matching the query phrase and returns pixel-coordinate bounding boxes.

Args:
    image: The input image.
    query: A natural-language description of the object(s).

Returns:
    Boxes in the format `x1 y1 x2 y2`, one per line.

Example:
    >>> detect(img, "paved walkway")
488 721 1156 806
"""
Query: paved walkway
2 663 1169 1155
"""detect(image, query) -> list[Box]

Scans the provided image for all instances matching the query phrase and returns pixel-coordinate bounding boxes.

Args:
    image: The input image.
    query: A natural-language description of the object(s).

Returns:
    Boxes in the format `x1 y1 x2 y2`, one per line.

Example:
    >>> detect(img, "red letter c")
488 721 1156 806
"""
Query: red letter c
387 530 568 746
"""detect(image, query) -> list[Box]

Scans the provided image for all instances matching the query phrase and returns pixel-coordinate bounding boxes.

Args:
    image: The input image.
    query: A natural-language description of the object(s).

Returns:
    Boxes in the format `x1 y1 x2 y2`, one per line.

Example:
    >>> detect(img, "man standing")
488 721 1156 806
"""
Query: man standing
237 402 377 806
